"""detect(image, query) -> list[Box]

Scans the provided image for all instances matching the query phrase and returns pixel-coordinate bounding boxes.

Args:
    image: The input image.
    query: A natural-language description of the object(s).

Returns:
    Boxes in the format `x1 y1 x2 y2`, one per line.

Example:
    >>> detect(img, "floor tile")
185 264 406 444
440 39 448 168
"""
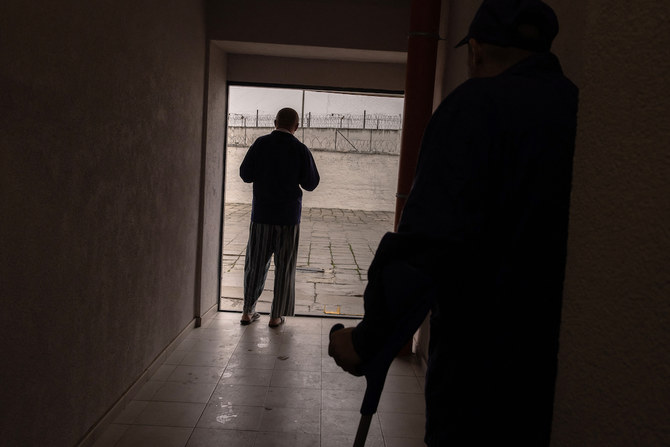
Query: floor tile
180 350 234 367
133 401 205 427
114 425 192 447
384 436 427 447
151 381 217 403
185 428 256 446
91 424 129 447
388 356 421 376
258 407 320 434
133 380 165 400
165 350 189 365
152 364 178 381
270 369 321 389
220 368 273 386
320 409 382 438
278 343 322 357
239 329 283 344
168 365 225 384
378 412 426 438
264 387 321 410
210 383 268 407
108 315 430 447
273 353 322 372
320 434 385 447
197 403 264 430
321 389 362 411
190 339 239 353
382 374 423 394
177 338 197 351
227 353 277 370
191 327 244 341
321 371 366 391
235 341 283 355
321 356 345 373
253 431 320 447
378 391 426 414
114 401 149 424
281 332 323 345
282 321 323 336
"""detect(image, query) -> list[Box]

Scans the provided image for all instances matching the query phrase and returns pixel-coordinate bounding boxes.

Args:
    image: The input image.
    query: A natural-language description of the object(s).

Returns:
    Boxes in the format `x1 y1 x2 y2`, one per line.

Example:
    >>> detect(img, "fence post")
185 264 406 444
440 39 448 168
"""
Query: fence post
307 112 311 128
363 110 367 129
255 110 258 127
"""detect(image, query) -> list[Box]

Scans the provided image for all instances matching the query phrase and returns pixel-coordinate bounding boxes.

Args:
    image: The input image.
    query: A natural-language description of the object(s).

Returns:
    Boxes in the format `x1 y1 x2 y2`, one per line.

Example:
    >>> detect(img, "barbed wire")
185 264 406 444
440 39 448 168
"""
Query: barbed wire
227 127 401 155
227 112 403 130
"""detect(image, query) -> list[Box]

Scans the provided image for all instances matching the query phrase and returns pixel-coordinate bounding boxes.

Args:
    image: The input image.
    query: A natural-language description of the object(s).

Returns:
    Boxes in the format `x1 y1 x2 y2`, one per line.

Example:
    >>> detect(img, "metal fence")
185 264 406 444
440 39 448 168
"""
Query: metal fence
228 112 403 130
227 126 401 155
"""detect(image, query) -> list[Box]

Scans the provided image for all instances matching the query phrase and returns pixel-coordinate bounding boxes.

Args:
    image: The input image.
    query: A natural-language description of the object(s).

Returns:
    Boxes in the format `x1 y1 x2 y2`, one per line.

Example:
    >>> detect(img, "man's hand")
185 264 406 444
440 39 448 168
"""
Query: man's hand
328 327 363 376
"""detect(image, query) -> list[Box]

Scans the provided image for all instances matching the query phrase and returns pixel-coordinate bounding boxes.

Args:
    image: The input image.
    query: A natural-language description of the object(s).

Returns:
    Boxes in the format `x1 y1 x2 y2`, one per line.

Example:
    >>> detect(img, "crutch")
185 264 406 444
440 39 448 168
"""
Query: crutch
330 282 433 447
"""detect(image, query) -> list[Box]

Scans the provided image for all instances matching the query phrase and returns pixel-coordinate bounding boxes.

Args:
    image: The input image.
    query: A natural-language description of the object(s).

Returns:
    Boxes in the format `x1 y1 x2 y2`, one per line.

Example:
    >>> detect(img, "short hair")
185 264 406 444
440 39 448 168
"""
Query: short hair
275 108 299 130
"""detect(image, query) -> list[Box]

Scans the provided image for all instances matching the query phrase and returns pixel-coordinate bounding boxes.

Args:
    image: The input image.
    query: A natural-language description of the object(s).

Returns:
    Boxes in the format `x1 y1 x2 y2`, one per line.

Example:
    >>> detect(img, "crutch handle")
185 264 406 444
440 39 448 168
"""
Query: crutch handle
329 323 345 335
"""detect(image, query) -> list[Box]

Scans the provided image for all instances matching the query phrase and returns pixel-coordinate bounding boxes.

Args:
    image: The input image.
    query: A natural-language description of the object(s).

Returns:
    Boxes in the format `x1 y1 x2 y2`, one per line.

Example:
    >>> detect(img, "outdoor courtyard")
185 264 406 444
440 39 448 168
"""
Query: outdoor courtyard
220 203 395 317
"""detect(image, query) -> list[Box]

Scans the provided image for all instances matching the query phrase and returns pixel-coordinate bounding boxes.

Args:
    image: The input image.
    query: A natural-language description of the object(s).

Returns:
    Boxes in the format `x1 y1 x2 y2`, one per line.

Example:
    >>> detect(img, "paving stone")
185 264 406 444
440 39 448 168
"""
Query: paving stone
221 204 393 317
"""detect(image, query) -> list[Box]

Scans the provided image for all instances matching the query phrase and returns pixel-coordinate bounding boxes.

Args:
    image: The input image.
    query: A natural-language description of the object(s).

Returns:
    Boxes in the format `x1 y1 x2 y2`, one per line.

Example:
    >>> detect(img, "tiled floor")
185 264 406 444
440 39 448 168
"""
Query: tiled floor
93 312 427 447
220 204 394 317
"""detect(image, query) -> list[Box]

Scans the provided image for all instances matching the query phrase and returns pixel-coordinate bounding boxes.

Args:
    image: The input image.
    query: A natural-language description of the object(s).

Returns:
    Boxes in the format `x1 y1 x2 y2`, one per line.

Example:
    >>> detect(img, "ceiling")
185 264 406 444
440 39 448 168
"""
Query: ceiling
213 40 407 64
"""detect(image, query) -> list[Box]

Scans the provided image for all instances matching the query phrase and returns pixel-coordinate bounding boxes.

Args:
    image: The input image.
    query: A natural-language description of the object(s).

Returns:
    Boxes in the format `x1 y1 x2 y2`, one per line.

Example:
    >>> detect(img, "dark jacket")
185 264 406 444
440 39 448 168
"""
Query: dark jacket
240 130 320 225
352 52 578 446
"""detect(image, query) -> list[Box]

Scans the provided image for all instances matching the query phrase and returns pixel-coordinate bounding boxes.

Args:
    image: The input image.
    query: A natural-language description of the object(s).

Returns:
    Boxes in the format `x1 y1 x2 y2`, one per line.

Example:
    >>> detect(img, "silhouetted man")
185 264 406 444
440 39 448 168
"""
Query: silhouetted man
328 0 578 445
240 107 320 327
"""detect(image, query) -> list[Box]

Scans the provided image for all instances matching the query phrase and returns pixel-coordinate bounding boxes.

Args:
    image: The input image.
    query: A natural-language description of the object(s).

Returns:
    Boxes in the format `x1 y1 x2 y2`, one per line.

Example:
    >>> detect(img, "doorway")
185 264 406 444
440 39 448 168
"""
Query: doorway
219 84 403 317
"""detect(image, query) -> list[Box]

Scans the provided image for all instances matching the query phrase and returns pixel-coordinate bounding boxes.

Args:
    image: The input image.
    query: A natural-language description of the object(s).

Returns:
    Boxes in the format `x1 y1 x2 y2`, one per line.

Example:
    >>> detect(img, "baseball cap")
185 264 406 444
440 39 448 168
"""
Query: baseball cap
455 0 559 52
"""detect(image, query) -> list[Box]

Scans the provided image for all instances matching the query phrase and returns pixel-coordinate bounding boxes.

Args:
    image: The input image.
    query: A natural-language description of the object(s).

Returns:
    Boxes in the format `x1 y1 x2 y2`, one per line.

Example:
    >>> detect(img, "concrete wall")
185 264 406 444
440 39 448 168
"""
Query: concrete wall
0 1 208 445
225 147 399 212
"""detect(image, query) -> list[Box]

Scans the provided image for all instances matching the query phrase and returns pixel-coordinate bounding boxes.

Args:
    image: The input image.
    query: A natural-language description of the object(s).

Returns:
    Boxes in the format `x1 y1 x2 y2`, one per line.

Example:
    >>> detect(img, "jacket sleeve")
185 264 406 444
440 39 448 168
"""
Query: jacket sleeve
351 232 438 363
351 82 490 364
299 147 320 191
239 144 255 183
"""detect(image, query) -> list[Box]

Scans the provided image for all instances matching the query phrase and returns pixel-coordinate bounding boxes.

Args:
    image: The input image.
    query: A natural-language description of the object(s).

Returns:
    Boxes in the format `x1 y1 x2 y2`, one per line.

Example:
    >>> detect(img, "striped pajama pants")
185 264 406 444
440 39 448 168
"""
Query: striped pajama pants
243 222 300 319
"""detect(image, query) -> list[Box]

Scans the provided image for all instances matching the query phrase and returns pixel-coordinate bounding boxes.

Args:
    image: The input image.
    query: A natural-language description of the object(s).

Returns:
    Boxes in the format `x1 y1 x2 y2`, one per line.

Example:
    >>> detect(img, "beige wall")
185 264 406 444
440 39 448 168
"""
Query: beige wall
1 1 208 445
553 0 670 445
209 0 410 92
425 1 669 445
207 0 411 52
197 43 228 322
2 0 668 445
226 53 406 92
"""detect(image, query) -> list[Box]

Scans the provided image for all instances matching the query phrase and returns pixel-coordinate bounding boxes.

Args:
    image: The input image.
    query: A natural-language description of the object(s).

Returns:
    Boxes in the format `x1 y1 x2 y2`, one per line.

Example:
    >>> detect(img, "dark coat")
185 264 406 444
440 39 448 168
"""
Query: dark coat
240 130 320 225
352 52 578 446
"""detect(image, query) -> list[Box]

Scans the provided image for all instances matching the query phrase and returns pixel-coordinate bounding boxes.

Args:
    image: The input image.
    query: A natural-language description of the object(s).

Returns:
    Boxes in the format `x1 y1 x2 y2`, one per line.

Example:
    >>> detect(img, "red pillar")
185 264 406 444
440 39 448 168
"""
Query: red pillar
395 0 442 356
394 0 442 231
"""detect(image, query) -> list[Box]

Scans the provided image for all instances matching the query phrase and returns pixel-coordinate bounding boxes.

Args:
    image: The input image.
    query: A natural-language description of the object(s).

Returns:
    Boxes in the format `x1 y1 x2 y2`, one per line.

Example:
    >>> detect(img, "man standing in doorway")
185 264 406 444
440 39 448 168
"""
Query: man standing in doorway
239 107 320 327
328 0 578 445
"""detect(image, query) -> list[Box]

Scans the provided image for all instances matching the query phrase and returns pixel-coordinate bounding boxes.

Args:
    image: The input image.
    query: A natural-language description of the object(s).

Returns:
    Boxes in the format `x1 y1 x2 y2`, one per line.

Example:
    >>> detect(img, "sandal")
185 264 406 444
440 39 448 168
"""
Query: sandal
240 312 260 325
268 316 285 328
